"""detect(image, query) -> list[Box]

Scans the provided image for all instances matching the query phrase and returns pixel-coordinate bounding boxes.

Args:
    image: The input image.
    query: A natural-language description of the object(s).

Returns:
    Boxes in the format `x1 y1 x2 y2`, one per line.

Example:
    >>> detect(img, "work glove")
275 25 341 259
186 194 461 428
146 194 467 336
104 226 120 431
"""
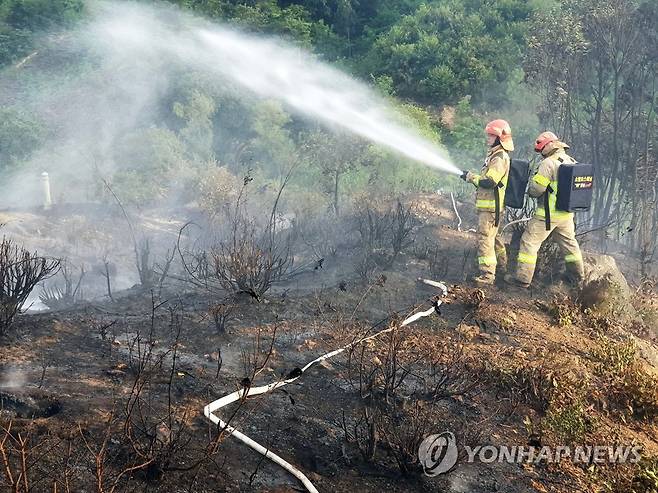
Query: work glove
460 171 477 185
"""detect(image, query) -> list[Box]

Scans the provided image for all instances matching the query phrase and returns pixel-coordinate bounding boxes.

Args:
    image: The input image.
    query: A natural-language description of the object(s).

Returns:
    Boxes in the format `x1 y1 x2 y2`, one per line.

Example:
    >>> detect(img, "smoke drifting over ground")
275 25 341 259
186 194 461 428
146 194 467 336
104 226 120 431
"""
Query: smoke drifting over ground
0 0 457 209
0 366 26 389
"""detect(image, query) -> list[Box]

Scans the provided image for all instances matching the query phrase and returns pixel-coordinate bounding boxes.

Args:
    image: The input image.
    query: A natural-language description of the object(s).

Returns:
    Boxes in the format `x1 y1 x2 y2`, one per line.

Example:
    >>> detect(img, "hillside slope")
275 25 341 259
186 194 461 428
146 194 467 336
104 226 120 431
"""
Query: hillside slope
0 193 657 492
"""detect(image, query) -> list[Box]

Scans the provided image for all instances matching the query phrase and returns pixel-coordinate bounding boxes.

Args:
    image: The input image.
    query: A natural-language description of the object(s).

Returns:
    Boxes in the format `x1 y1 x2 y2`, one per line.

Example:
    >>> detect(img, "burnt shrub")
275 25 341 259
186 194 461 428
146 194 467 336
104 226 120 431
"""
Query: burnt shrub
0 237 60 335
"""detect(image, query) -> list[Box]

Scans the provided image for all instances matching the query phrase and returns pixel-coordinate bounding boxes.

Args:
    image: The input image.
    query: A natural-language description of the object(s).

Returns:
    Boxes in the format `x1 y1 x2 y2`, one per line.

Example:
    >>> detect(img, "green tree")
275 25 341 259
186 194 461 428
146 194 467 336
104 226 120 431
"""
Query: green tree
113 127 186 203
170 0 339 51
442 96 486 167
365 1 532 103
0 107 44 169
340 102 444 196
0 0 83 66
300 130 366 215
173 88 217 161
248 100 298 179
525 0 658 243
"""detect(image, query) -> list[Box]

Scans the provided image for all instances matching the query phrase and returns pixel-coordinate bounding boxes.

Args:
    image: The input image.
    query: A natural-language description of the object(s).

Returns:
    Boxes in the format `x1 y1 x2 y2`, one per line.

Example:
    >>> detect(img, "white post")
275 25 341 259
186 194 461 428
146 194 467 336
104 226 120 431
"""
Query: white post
41 172 52 210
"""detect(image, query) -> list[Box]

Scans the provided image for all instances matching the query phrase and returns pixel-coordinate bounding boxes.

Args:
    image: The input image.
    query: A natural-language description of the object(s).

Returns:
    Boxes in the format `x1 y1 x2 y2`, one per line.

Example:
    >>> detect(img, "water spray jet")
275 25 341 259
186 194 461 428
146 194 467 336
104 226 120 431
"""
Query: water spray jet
92 2 462 177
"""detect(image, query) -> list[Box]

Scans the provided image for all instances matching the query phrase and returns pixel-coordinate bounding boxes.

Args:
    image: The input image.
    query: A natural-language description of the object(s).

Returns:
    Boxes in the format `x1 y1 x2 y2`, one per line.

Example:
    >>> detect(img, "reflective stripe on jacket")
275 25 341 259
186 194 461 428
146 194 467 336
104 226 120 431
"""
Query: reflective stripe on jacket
528 144 576 220
475 145 510 211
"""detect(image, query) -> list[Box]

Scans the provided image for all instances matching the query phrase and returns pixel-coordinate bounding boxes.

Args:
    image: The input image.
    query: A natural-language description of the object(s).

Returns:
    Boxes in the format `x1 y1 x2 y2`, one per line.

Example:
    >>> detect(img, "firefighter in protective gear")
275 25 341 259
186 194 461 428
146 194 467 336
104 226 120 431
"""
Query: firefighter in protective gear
461 119 513 285
513 131 584 287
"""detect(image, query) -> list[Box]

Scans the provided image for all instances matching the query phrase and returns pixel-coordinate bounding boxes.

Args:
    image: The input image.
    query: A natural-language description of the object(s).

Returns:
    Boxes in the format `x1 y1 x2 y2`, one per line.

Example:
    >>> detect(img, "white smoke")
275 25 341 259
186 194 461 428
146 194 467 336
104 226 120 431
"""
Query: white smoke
0 366 27 389
0 0 459 209
91 1 459 175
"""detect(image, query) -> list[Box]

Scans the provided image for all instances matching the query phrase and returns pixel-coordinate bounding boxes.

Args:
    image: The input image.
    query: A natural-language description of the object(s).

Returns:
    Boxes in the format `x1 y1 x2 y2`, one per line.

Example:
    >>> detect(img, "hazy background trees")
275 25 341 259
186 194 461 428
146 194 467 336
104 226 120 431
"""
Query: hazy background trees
0 0 656 258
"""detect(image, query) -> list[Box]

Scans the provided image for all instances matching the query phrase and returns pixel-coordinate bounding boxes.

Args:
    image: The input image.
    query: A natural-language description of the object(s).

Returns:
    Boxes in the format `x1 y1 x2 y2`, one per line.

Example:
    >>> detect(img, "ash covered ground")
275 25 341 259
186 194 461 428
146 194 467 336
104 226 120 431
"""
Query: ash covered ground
1 193 657 493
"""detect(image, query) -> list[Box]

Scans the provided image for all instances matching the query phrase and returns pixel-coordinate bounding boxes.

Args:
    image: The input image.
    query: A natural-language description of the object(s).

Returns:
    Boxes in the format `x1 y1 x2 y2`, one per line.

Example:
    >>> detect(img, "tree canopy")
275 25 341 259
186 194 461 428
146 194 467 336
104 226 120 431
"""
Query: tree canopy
0 0 656 251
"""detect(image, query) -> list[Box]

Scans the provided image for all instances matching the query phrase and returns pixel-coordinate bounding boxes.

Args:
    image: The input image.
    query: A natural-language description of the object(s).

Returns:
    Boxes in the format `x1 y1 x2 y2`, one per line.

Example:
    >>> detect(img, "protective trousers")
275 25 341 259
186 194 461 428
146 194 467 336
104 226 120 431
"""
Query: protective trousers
516 216 584 285
477 211 507 281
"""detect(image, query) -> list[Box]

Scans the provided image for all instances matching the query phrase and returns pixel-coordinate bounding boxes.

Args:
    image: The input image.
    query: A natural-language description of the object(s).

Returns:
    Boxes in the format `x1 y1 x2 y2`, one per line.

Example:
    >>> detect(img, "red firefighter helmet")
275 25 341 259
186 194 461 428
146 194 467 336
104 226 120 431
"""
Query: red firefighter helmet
485 119 514 151
534 131 559 153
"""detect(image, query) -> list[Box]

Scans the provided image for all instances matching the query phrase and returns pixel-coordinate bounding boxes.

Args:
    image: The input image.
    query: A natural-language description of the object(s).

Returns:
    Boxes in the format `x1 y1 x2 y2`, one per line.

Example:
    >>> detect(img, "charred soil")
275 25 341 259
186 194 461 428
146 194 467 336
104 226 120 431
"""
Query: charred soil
1 194 657 493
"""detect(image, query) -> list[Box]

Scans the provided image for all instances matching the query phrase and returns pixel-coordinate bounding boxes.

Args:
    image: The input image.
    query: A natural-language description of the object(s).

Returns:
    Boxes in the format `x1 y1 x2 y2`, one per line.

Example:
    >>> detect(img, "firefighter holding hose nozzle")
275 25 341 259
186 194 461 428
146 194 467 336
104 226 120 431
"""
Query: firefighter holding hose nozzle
509 132 585 288
460 119 513 285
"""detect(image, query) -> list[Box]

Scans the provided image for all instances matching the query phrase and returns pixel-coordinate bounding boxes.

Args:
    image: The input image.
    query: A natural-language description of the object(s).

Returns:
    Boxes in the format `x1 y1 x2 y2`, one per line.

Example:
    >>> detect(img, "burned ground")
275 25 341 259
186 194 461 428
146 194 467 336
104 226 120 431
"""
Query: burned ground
0 193 657 493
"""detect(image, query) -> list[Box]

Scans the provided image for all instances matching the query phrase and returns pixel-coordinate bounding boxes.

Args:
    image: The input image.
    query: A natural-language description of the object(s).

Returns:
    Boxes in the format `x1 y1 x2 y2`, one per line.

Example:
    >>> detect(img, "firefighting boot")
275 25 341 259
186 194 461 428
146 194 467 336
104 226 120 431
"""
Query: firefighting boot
504 274 530 289
473 274 495 286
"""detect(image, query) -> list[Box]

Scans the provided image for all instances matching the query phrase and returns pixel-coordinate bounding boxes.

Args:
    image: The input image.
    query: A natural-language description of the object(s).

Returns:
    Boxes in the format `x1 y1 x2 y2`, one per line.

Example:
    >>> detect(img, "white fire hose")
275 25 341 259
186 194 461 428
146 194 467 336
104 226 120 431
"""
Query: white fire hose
203 280 448 493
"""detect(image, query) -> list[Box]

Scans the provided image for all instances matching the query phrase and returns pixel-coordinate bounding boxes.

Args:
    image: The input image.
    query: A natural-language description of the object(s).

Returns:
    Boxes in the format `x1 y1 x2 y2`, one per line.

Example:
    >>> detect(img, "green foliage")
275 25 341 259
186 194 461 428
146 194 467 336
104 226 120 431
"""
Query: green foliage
396 101 441 143
275 0 426 57
442 96 485 167
173 88 217 161
356 101 444 195
366 1 532 103
0 0 541 206
248 100 298 179
544 402 593 443
524 0 658 238
170 0 339 50
591 336 637 376
207 94 256 166
0 0 82 30
6 0 652 233
0 0 83 66
231 1 312 44
590 335 658 421
113 127 187 204
548 295 582 327
632 457 658 492
358 146 441 196
0 107 45 169
298 130 365 215
371 74 395 96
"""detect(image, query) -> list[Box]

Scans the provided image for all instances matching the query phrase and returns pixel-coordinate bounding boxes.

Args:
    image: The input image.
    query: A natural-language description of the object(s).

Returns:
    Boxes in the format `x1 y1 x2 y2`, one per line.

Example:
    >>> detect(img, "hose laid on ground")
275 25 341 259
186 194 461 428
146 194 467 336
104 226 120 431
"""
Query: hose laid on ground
450 192 464 232
450 192 476 233
203 280 448 493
